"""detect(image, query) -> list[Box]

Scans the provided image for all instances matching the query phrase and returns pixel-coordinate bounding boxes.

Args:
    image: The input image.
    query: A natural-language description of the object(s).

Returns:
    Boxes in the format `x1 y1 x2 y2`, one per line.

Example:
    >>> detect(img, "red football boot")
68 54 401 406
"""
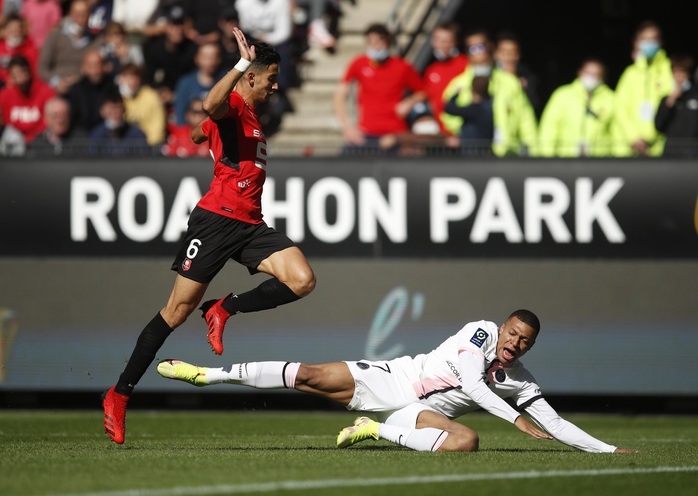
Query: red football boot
200 294 232 355
102 386 129 444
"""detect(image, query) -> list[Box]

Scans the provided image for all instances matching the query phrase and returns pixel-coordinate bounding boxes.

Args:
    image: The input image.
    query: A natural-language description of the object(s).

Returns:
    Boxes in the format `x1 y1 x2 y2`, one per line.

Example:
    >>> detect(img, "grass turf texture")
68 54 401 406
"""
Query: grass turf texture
0 411 696 496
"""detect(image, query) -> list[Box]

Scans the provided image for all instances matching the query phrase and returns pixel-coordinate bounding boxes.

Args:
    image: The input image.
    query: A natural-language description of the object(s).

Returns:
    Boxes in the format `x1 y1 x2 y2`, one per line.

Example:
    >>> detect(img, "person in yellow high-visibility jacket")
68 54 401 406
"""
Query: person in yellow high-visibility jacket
611 21 673 157
537 59 615 157
441 30 537 157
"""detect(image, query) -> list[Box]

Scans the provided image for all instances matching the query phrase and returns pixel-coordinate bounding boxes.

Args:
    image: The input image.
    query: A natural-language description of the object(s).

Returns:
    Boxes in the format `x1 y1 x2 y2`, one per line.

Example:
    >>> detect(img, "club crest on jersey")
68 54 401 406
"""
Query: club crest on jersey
182 258 192 271
238 179 251 189
470 328 488 348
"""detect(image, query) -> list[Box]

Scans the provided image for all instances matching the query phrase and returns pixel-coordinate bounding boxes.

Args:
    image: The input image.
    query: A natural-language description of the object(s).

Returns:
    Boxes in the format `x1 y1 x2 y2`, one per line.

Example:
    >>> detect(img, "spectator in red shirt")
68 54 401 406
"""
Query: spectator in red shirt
162 97 209 157
0 55 56 143
0 14 39 86
422 22 468 134
333 23 427 153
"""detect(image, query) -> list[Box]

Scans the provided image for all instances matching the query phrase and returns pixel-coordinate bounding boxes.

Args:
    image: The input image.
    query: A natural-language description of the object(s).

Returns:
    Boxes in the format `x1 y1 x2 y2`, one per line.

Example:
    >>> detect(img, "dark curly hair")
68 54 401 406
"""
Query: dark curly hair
249 41 281 71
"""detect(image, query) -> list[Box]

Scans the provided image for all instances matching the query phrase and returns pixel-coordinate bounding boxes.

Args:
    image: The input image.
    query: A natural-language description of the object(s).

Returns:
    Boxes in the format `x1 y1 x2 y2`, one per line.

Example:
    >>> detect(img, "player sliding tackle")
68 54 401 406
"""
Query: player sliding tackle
159 309 636 453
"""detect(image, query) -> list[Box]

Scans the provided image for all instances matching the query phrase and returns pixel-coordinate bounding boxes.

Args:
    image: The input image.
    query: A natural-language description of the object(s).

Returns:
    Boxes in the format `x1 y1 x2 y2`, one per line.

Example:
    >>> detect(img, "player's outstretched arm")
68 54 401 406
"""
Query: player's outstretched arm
524 398 635 453
514 415 553 440
202 27 257 120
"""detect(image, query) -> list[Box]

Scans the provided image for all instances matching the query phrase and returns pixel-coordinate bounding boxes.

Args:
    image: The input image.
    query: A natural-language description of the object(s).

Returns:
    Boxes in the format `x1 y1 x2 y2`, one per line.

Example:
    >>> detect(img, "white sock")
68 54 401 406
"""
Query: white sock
378 423 448 452
205 361 300 389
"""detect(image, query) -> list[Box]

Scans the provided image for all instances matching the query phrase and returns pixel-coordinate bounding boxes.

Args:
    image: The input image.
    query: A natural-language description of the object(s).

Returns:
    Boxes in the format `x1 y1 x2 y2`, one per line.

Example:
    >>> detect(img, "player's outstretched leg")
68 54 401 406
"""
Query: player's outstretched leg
103 312 174 444
102 386 129 444
337 417 379 448
157 359 209 386
200 294 232 355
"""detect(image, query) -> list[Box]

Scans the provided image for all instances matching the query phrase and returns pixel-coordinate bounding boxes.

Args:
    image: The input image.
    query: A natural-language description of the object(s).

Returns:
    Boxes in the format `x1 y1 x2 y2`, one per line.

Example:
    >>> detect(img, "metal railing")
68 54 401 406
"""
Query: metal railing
387 0 465 72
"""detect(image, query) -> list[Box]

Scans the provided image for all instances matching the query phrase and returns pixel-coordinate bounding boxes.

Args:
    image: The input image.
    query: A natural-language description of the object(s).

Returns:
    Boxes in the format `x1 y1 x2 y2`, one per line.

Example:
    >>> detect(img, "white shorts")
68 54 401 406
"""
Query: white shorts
345 358 442 428
345 357 421 412
380 403 438 428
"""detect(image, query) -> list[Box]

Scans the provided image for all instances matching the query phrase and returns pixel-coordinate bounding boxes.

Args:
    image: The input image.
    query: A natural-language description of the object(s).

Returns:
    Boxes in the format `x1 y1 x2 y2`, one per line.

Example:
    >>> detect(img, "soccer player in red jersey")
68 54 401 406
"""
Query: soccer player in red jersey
103 28 316 444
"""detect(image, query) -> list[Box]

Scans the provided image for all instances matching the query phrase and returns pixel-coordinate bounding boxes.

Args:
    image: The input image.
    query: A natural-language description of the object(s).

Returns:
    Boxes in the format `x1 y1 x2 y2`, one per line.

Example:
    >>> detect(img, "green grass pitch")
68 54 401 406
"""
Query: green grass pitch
0 410 696 496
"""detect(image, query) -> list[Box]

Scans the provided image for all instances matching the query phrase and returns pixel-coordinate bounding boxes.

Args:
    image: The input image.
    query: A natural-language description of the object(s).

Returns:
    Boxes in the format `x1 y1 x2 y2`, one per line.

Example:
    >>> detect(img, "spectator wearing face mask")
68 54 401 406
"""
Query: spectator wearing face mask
537 59 614 157
611 21 673 157
100 21 145 78
333 23 426 153
377 101 457 157
655 54 698 158
88 91 149 155
117 63 167 146
422 22 468 134
441 29 536 157
38 0 102 95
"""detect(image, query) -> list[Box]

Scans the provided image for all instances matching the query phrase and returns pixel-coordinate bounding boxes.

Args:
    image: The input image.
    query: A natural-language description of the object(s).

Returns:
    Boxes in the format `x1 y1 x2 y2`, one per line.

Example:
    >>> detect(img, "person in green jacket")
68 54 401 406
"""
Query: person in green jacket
442 29 537 157
611 21 673 157
537 59 614 157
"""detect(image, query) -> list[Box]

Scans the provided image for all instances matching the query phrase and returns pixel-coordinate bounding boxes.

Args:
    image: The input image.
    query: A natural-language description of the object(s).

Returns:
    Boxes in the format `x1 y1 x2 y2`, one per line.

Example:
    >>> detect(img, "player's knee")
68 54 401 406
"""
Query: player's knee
289 269 316 298
161 302 196 328
450 430 479 452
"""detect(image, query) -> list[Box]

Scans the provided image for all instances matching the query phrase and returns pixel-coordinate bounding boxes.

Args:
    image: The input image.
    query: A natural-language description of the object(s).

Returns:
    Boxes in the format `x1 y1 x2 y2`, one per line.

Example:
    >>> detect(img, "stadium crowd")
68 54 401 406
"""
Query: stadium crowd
0 0 696 158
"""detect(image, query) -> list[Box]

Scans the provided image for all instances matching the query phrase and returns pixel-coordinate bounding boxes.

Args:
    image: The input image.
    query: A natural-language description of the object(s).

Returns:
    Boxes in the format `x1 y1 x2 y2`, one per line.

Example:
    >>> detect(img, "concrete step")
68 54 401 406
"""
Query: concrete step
268 130 344 157
272 0 433 156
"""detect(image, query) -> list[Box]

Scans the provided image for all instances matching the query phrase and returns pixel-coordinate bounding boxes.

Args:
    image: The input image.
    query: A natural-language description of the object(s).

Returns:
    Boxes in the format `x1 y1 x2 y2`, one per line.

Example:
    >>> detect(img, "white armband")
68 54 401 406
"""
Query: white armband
234 58 252 73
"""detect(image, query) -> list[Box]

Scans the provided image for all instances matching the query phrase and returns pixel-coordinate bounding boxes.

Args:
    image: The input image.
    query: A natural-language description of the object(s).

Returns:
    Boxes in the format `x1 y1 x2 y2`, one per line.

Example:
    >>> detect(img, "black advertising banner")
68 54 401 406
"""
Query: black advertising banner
0 157 696 258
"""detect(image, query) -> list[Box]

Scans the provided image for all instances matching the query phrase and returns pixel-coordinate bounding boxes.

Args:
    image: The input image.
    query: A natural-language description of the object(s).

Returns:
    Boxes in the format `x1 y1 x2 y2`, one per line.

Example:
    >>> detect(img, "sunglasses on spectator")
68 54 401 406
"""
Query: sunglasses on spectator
467 43 487 55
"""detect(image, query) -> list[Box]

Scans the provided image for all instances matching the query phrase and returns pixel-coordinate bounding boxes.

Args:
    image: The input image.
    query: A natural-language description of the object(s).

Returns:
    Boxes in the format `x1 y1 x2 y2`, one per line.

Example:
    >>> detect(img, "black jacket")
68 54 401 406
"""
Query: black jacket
655 87 698 158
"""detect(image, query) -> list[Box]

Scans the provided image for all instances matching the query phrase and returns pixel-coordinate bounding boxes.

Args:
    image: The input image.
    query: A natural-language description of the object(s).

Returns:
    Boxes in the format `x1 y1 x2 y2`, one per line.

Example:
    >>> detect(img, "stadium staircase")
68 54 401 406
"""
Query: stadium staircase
268 0 464 157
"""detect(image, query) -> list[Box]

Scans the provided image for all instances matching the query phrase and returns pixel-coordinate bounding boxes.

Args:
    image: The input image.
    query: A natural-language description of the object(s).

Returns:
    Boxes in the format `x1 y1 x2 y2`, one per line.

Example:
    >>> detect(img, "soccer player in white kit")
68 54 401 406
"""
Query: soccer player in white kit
157 309 636 453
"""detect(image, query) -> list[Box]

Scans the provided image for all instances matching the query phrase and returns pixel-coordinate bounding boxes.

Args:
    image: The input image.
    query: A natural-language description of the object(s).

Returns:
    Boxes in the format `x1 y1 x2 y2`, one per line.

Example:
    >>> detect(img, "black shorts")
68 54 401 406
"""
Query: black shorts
171 206 297 283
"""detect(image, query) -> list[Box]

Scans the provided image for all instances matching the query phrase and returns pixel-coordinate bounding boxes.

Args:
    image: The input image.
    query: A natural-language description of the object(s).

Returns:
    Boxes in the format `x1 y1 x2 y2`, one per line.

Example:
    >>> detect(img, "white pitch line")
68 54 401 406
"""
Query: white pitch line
53 466 698 496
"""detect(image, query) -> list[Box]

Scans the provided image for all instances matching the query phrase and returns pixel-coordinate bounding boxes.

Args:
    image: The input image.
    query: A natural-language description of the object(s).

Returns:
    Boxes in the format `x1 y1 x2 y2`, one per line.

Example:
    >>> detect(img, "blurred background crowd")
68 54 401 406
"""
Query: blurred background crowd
0 0 696 158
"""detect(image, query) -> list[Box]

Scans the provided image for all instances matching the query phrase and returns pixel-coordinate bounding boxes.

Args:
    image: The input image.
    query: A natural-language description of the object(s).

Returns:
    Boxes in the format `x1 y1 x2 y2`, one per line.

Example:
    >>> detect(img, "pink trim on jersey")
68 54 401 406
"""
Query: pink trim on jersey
458 347 485 359
412 376 460 399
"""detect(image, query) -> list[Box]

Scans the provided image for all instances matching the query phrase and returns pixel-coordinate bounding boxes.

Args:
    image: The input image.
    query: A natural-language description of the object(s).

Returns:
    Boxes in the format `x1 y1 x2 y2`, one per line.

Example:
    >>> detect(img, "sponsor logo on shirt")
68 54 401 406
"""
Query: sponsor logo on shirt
446 360 461 381
469 328 488 348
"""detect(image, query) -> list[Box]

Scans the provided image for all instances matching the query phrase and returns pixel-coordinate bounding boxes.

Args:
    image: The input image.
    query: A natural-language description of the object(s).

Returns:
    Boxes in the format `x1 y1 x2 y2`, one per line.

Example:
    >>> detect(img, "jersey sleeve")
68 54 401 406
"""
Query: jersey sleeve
457 322 521 424
524 398 617 453
200 117 212 140
222 92 245 120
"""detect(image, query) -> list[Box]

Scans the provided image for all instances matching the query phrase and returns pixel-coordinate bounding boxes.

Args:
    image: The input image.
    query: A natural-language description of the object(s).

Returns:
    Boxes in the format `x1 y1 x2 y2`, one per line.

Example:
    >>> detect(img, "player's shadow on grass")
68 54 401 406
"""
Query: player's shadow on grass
480 448 572 453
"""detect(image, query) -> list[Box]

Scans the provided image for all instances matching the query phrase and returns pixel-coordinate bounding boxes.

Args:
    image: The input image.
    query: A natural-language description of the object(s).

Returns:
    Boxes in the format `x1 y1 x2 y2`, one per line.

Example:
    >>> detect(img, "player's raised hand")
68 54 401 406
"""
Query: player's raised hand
232 27 256 63
514 416 554 440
